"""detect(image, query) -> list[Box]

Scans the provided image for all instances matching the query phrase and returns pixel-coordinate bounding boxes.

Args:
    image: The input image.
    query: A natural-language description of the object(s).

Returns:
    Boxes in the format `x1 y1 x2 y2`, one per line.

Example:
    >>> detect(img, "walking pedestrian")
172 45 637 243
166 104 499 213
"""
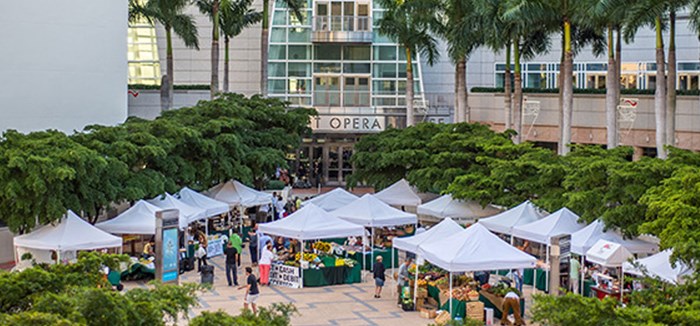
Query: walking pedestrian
229 230 243 266
259 242 274 285
373 256 386 298
224 241 239 286
238 267 260 314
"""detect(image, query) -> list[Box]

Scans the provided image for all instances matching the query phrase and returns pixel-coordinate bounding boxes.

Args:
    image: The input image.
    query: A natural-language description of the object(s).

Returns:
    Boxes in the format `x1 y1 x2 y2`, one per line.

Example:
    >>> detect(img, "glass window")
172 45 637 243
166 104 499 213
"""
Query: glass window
373 63 396 78
290 10 310 25
527 63 547 71
273 11 287 25
343 63 371 74
268 79 287 94
373 32 392 43
620 74 637 89
678 62 700 71
288 96 312 105
289 78 311 94
373 80 395 94
269 63 286 77
586 63 607 71
271 28 286 42
269 45 286 60
527 72 547 89
496 64 506 71
373 97 397 106
288 28 310 42
314 44 341 60
398 63 418 78
314 63 341 73
288 45 310 60
288 63 311 77
344 46 371 60
374 46 396 61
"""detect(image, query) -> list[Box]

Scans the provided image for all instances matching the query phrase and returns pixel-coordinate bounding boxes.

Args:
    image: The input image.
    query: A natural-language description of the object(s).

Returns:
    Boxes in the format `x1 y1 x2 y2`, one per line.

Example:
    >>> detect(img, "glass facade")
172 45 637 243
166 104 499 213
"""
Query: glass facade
127 19 161 85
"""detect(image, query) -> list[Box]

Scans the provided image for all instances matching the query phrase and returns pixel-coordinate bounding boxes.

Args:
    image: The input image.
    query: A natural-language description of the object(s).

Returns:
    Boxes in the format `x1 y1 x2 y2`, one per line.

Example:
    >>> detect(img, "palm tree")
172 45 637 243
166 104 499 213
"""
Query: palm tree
440 0 483 123
260 0 304 96
197 0 225 99
377 0 441 127
129 0 199 111
220 0 262 93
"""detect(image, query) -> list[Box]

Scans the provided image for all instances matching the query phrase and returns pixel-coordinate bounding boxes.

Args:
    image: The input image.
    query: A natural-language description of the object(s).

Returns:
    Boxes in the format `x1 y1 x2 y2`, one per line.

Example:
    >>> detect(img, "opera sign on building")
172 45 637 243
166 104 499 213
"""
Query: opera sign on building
311 115 390 132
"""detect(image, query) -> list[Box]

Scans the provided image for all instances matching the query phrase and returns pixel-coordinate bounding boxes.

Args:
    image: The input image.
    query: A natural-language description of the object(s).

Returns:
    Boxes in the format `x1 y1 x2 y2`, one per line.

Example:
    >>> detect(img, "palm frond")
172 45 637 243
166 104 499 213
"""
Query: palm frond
172 13 200 49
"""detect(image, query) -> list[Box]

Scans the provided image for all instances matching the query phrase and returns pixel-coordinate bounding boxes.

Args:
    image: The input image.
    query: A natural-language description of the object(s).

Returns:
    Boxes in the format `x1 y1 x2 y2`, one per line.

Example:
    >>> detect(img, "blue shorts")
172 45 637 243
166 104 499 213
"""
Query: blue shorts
375 277 385 287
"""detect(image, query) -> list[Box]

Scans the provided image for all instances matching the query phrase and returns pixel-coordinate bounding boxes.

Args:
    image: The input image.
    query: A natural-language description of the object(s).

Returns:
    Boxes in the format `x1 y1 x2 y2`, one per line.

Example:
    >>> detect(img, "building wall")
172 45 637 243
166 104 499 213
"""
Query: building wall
0 0 127 134
128 89 211 119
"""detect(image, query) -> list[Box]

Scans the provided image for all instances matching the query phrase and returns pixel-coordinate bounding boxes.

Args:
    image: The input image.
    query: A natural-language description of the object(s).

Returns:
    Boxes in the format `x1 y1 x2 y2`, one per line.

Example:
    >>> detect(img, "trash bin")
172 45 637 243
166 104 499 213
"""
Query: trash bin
200 265 214 284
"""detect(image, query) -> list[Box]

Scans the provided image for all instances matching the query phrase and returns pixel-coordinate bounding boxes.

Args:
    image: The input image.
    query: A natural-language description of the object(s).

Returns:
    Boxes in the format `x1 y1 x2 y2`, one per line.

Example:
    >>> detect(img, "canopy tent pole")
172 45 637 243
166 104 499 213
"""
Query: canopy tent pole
204 219 209 236
413 254 418 308
620 265 624 303
392 242 395 298
546 244 550 293
371 227 375 271
362 240 366 282
580 255 585 295
301 239 305 289
449 272 453 318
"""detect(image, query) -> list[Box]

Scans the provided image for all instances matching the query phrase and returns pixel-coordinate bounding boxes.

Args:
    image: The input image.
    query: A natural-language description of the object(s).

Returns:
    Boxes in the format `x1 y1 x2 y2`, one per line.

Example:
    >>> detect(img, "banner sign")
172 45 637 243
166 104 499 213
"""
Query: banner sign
156 209 180 284
207 238 224 258
270 262 301 288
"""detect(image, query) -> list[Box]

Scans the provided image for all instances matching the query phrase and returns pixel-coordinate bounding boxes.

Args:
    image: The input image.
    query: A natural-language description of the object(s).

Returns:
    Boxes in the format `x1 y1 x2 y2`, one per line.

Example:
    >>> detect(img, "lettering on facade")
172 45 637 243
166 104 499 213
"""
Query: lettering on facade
312 116 385 132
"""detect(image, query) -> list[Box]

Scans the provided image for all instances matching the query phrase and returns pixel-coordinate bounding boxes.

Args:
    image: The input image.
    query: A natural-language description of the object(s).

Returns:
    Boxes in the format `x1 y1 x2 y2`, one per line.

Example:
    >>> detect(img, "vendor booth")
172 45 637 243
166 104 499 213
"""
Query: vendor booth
418 223 537 320
96 200 163 235
417 195 501 225
374 178 422 208
178 187 229 219
301 188 358 211
511 207 586 292
258 204 366 288
14 210 123 269
623 249 693 285
177 187 232 254
479 200 546 239
207 180 273 208
585 239 632 301
332 194 417 271
148 193 206 229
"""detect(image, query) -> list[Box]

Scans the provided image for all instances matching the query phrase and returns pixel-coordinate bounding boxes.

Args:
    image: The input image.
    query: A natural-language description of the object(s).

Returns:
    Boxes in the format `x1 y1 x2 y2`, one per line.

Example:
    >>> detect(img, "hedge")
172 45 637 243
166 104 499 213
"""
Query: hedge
128 84 211 90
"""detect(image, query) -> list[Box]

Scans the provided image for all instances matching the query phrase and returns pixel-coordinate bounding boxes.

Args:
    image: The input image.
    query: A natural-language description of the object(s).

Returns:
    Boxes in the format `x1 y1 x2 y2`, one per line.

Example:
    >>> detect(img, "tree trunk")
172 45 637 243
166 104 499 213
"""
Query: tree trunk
606 26 618 149
561 19 574 155
210 0 220 99
260 0 270 96
666 11 676 147
504 42 512 130
655 17 667 159
464 57 470 122
456 58 467 123
163 26 174 111
406 47 415 127
454 63 460 123
513 39 523 144
224 36 230 93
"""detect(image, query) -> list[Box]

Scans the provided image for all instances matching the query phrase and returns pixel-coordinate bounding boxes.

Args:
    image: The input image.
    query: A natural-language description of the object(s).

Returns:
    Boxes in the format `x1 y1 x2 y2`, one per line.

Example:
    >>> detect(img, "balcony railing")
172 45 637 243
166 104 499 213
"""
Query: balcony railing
312 16 372 43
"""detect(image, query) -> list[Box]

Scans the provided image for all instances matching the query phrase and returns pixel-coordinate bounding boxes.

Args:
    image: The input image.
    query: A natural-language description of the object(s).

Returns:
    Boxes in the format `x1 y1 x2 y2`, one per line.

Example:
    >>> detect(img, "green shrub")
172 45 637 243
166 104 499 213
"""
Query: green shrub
266 179 286 190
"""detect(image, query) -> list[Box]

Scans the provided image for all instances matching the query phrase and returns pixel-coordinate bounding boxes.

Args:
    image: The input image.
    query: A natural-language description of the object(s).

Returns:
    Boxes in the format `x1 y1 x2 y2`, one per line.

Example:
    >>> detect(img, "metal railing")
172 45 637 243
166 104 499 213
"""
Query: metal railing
313 16 371 33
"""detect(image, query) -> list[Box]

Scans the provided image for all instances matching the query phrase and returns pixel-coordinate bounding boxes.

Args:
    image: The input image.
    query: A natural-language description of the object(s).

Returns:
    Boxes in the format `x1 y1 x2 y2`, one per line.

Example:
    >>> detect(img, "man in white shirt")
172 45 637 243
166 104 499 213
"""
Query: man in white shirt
502 291 525 326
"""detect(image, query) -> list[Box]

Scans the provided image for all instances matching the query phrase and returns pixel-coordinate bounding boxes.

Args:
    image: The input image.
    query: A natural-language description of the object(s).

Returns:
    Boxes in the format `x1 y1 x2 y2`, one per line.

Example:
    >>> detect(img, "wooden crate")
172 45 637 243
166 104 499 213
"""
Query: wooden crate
467 301 485 321
418 305 437 319
417 287 428 298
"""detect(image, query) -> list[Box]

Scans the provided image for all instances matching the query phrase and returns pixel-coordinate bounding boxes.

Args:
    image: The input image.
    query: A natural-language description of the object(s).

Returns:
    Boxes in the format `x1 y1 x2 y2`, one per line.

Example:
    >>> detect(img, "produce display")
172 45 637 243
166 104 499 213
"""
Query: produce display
486 282 521 297
312 241 332 254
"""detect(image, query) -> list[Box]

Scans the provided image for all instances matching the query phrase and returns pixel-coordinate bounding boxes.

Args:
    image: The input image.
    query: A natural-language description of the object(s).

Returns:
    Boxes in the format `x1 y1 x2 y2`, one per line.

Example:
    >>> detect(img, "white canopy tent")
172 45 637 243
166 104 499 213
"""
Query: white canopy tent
14 210 123 266
392 218 464 306
419 223 537 316
512 207 586 292
623 250 694 285
586 239 633 301
178 187 230 218
148 193 206 229
479 200 546 237
572 219 658 256
207 180 273 208
258 204 366 288
301 188 359 211
374 178 422 207
96 200 163 235
417 194 502 224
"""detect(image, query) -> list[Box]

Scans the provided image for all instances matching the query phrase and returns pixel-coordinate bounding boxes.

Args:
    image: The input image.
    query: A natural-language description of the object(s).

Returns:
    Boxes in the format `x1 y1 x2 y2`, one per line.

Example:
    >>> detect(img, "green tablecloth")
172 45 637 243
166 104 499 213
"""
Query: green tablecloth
353 248 399 270
523 268 548 292
584 279 594 297
121 263 155 281
440 299 467 319
302 264 361 287
427 284 442 306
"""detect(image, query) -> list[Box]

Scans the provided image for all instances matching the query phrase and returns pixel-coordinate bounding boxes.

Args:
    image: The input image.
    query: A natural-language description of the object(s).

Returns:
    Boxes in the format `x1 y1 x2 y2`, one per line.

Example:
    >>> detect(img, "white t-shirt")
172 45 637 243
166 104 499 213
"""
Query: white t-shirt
259 247 275 265
505 291 519 299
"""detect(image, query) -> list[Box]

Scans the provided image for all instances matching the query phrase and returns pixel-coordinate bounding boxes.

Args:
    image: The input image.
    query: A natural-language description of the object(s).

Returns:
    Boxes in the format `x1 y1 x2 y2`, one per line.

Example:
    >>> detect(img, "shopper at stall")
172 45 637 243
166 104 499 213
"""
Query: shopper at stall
248 222 259 266
238 267 259 314
373 256 386 298
229 231 243 266
569 257 581 294
397 257 413 305
142 240 155 259
259 242 275 286
224 241 239 286
501 291 524 326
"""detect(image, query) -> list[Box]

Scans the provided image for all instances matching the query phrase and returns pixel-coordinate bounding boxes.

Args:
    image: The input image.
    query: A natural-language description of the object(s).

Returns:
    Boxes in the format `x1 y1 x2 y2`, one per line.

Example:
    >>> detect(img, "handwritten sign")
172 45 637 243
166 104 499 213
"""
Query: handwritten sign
270 262 301 288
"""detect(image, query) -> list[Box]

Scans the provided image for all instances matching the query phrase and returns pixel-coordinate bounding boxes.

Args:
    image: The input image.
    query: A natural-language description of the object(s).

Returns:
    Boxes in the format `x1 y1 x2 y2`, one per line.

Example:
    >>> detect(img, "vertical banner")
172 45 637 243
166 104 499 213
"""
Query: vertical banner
156 209 180 284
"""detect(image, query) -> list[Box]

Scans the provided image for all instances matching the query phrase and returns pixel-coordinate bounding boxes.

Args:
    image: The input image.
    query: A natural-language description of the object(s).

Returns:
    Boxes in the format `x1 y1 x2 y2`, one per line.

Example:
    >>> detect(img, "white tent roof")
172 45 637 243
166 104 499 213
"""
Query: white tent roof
419 223 537 272
177 187 230 218
302 188 359 211
258 204 365 240
623 250 694 284
96 200 163 235
331 194 417 227
479 200 546 235
393 218 463 254
585 239 632 267
572 219 658 255
512 207 586 245
374 178 422 207
417 194 501 221
207 180 273 208
148 193 206 228
14 210 122 251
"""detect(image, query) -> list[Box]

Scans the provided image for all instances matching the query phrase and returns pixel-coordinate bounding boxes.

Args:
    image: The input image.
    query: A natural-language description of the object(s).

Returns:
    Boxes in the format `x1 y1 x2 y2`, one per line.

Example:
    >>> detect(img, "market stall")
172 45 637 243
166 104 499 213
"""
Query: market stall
586 239 632 301
178 187 231 234
14 210 123 269
301 188 358 211
147 193 206 229
96 200 164 235
258 203 366 288
417 195 501 225
478 200 546 241
331 194 417 273
419 223 537 320
207 179 273 208
623 249 693 285
511 207 586 292
374 178 422 208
